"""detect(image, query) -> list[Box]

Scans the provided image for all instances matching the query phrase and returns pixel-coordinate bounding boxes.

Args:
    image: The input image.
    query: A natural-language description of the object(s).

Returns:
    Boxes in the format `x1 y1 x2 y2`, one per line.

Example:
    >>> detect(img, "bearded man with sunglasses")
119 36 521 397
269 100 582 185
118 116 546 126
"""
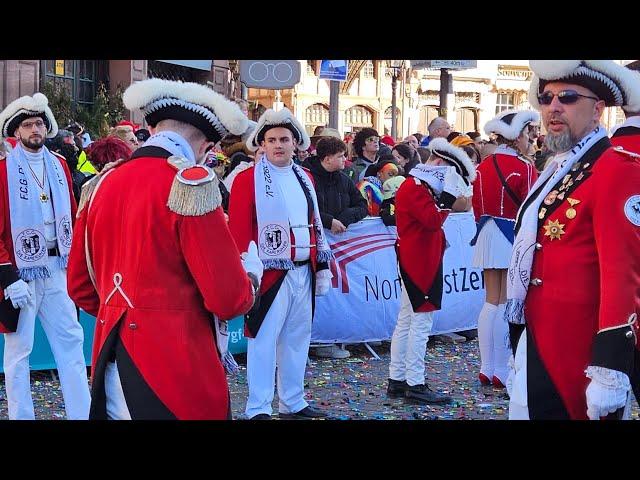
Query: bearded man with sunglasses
505 61 640 420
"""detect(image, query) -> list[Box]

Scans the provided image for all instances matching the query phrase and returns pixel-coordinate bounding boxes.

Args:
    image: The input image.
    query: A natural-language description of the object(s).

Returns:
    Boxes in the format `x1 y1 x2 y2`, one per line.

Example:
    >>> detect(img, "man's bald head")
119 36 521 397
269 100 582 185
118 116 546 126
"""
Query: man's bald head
428 117 451 139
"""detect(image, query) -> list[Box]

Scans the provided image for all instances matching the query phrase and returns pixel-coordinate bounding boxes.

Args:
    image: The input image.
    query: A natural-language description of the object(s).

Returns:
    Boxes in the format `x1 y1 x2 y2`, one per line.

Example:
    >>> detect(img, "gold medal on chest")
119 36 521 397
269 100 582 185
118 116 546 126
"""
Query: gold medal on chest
539 207 547 220
543 219 566 240
544 190 559 205
565 198 580 220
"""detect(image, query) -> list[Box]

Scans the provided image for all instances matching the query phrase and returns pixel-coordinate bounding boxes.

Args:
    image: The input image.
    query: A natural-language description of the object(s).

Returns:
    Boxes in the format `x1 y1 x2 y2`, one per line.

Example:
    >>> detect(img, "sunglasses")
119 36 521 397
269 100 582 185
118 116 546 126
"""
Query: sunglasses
537 90 599 105
366 136 379 142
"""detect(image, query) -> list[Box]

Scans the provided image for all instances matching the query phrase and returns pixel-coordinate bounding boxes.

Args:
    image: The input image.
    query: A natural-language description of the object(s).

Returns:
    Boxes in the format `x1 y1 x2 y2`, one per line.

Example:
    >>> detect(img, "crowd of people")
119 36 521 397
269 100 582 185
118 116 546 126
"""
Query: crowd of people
0 59 639 420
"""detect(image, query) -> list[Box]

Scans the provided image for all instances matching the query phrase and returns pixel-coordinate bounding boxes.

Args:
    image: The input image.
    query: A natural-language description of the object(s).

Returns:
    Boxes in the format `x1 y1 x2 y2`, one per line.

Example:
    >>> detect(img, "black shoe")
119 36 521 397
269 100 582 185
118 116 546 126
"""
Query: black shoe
457 329 478 341
387 378 408 399
279 406 328 419
248 413 272 420
404 384 452 405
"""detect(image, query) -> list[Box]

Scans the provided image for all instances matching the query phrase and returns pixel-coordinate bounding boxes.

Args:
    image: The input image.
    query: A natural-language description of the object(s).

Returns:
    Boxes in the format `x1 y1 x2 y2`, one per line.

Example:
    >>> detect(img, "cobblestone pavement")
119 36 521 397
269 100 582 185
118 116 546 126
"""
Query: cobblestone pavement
1 339 638 420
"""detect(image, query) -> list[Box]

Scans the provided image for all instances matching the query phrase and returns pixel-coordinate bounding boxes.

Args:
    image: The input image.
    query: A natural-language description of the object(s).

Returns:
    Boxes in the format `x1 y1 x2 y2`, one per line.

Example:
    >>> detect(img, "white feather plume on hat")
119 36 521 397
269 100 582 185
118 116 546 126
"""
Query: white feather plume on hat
428 137 476 182
484 109 540 140
0 92 58 138
245 108 310 152
123 78 248 139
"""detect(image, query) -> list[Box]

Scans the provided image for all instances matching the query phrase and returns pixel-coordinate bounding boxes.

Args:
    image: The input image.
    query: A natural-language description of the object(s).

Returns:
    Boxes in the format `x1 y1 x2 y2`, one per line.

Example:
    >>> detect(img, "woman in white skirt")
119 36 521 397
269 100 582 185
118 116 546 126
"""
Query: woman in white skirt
470 110 539 387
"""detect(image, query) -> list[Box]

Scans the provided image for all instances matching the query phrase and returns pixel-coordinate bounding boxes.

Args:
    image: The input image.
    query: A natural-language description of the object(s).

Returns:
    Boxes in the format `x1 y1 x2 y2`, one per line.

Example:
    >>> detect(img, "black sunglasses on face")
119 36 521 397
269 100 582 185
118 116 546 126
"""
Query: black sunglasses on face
537 89 599 105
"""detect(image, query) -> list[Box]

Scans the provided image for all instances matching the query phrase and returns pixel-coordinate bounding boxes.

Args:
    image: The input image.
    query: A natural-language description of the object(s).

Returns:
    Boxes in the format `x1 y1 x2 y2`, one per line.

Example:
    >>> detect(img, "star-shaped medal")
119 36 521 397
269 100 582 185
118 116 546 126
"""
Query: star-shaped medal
543 219 566 240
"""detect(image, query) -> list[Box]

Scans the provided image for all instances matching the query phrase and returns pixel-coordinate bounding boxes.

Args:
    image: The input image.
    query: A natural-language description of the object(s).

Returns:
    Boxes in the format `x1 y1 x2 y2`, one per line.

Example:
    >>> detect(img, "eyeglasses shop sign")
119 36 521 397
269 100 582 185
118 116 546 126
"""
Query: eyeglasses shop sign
239 60 301 89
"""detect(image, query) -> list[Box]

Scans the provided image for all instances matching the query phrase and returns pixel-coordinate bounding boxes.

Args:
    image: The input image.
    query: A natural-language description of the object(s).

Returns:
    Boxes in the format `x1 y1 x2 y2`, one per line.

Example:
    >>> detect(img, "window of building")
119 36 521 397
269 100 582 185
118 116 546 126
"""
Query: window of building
305 103 329 135
495 92 515 114
418 105 439 135
344 105 374 133
383 106 401 136
362 61 375 79
41 60 104 109
455 108 478 133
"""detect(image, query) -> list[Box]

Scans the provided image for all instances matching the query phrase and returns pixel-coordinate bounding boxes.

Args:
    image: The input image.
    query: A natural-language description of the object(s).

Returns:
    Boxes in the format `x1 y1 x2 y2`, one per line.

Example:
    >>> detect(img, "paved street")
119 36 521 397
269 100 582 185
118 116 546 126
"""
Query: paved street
2 337 637 420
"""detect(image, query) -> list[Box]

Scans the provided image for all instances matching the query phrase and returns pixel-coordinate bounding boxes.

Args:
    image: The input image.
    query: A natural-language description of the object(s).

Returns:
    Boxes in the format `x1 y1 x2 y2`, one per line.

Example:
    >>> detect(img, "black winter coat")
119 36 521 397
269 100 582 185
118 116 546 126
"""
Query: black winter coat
304 156 368 229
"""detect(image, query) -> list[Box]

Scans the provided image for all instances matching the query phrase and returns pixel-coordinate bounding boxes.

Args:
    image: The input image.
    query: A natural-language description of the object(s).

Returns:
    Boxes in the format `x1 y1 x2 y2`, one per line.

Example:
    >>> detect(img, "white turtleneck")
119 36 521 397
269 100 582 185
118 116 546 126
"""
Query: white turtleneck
267 158 310 261
23 148 56 248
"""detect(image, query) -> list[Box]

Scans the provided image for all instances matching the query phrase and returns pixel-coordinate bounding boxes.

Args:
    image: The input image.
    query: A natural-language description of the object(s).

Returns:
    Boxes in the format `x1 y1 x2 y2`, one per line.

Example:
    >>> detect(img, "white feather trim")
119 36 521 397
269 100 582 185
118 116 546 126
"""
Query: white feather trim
245 107 311 152
529 76 541 110
123 78 248 135
0 93 58 138
529 60 582 80
428 137 476 182
484 109 539 140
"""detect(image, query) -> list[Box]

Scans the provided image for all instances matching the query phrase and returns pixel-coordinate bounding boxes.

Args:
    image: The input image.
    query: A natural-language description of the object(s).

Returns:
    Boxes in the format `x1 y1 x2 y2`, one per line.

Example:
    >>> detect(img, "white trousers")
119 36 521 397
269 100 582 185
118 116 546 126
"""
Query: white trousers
3 256 91 420
389 280 434 387
105 361 132 420
245 264 312 418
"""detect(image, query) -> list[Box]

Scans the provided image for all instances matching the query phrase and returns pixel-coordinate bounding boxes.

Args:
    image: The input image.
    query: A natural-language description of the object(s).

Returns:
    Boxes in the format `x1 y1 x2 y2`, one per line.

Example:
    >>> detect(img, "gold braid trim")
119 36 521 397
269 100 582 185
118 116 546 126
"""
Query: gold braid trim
167 174 222 216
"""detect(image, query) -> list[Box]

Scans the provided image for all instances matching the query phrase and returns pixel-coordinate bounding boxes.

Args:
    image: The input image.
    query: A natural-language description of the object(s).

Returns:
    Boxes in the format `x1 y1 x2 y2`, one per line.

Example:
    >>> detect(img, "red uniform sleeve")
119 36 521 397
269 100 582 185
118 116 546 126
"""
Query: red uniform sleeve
399 181 449 231
67 205 100 316
227 169 256 253
472 169 482 223
593 155 640 334
179 206 254 321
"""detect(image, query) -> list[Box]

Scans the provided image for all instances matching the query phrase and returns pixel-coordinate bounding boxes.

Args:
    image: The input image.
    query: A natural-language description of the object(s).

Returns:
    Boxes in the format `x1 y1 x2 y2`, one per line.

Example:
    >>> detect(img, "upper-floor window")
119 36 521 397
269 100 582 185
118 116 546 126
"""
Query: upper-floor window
495 92 515 114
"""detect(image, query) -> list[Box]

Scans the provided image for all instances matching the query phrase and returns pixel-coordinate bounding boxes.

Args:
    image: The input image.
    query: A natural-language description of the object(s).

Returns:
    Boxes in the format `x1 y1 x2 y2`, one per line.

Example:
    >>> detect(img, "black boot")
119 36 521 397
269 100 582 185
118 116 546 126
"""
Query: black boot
404 383 452 405
387 378 408 398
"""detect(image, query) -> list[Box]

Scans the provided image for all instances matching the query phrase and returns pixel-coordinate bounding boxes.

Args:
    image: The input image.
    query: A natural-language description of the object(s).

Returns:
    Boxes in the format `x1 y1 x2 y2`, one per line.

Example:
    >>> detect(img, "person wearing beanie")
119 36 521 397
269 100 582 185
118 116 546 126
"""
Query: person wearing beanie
507 60 640 420
229 107 334 420
0 93 91 420
470 109 540 389
66 78 260 420
386 138 475 405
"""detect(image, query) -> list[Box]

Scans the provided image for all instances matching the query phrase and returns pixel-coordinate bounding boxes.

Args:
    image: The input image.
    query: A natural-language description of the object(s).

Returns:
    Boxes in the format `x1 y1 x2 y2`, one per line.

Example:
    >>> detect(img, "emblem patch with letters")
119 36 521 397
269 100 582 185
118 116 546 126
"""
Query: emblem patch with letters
624 195 640 226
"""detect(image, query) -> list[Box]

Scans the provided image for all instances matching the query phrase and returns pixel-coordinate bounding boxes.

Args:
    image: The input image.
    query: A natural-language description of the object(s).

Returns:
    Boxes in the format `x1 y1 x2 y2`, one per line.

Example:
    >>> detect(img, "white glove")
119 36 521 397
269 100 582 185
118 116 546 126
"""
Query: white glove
240 240 263 284
4 279 33 309
315 270 333 296
443 167 463 197
585 366 630 420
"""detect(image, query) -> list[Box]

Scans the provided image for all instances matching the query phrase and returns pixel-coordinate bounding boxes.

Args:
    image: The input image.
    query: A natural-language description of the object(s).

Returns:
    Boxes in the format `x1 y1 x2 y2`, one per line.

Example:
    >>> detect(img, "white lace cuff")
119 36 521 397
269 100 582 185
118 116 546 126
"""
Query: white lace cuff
585 366 631 390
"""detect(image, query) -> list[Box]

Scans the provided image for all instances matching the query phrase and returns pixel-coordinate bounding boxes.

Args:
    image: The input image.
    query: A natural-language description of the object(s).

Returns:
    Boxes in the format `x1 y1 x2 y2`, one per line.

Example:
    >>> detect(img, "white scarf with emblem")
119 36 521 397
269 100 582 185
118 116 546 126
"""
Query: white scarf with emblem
254 154 332 270
6 144 73 280
505 126 607 325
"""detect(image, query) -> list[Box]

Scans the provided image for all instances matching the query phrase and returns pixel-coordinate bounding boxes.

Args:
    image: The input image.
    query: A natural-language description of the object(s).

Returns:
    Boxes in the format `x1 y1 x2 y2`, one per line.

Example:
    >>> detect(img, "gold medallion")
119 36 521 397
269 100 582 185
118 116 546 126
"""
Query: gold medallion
566 208 577 219
544 219 566 240
539 207 547 219
567 198 581 207
544 190 559 205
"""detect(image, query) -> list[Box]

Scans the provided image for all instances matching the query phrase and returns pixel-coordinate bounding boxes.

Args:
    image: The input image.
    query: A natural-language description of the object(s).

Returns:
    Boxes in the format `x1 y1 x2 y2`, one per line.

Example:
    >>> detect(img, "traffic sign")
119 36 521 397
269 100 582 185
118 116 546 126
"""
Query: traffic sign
319 60 348 81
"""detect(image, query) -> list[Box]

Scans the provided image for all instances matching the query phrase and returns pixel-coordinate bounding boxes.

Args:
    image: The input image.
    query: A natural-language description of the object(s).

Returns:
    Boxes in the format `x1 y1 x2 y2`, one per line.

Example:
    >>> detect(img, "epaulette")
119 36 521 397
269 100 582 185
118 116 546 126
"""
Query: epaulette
166 156 221 216
77 175 99 215
612 146 640 164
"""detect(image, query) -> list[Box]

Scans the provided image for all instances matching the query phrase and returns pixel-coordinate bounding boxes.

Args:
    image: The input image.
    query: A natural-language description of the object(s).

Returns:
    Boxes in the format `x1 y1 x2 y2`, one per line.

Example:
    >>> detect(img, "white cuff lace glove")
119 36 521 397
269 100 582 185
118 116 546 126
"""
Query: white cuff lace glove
585 366 630 420
443 167 463 197
240 241 263 285
315 269 333 296
4 279 33 309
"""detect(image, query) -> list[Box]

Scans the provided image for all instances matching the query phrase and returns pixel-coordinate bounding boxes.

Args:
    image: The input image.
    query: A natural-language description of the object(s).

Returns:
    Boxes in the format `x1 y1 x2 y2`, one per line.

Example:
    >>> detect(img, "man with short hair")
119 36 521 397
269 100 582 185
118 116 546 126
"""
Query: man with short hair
229 108 333 420
0 93 91 420
507 60 640 420
67 79 260 419
419 117 451 147
351 128 380 182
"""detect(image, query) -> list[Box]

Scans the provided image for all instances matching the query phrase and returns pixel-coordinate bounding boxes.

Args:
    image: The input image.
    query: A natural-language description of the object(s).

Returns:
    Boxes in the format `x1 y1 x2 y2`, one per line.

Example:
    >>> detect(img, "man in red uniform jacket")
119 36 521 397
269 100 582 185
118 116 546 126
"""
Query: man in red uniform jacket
0 93 91 420
228 107 333 420
67 78 261 420
507 60 640 420
387 138 475 404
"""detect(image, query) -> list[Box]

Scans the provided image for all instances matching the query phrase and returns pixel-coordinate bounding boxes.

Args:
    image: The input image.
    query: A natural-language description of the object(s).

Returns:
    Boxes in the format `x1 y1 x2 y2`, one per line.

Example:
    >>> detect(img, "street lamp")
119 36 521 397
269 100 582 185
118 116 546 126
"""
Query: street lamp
387 60 405 140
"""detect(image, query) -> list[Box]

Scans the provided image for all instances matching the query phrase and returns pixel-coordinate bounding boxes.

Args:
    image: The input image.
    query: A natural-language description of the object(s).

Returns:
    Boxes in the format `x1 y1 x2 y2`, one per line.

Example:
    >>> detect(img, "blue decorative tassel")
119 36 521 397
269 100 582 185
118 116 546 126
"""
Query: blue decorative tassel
316 249 334 263
262 258 296 270
222 351 240 375
20 266 51 281
505 299 526 325
58 254 69 270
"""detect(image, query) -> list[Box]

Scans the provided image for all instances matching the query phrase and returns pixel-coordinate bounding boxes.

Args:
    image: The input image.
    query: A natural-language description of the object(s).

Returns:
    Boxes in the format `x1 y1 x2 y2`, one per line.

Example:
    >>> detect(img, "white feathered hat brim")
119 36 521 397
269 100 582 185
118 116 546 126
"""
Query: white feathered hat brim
484 109 540 140
123 78 248 143
0 93 58 138
528 60 640 111
428 137 476 182
245 108 310 152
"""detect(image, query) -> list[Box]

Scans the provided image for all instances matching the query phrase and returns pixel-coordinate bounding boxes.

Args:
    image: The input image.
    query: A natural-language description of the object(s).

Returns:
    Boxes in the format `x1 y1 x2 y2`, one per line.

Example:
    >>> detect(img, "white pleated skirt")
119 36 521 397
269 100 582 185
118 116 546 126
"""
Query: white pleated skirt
472 218 513 270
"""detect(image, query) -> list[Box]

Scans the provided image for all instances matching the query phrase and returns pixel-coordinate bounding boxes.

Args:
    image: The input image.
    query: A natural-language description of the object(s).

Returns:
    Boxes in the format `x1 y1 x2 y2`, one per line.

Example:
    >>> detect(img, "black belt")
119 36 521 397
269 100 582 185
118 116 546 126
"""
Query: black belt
48 246 60 257
293 260 310 267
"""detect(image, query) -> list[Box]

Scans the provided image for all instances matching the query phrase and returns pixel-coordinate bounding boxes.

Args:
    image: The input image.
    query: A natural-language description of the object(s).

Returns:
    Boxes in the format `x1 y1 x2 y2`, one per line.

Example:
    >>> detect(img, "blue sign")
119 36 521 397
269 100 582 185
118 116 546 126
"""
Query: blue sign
319 60 348 81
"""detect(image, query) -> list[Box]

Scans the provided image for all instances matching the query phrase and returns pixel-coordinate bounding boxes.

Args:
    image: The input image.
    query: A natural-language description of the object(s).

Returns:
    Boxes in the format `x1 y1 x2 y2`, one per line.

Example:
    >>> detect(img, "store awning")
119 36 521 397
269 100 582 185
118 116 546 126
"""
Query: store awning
157 60 213 71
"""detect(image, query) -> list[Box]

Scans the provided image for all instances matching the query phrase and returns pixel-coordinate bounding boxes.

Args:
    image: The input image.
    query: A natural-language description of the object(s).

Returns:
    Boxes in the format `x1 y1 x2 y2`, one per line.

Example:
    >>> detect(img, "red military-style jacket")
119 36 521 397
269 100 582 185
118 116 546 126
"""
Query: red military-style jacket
0 150 76 333
519 137 640 420
395 176 452 313
611 123 640 154
472 148 538 223
228 165 328 338
67 146 255 420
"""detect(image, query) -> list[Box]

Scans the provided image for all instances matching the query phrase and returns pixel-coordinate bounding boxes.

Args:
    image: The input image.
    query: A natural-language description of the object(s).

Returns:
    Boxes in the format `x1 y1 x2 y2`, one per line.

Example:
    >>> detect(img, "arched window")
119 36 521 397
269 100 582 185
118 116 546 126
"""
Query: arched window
344 105 375 132
304 103 329 135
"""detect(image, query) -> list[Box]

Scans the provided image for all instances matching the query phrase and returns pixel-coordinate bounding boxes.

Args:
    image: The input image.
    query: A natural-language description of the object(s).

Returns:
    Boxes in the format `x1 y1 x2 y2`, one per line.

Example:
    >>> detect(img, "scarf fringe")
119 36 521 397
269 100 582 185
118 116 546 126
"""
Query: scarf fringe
58 254 69 270
222 351 240 375
167 176 221 216
505 299 525 325
20 266 51 281
316 249 333 263
263 258 296 270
